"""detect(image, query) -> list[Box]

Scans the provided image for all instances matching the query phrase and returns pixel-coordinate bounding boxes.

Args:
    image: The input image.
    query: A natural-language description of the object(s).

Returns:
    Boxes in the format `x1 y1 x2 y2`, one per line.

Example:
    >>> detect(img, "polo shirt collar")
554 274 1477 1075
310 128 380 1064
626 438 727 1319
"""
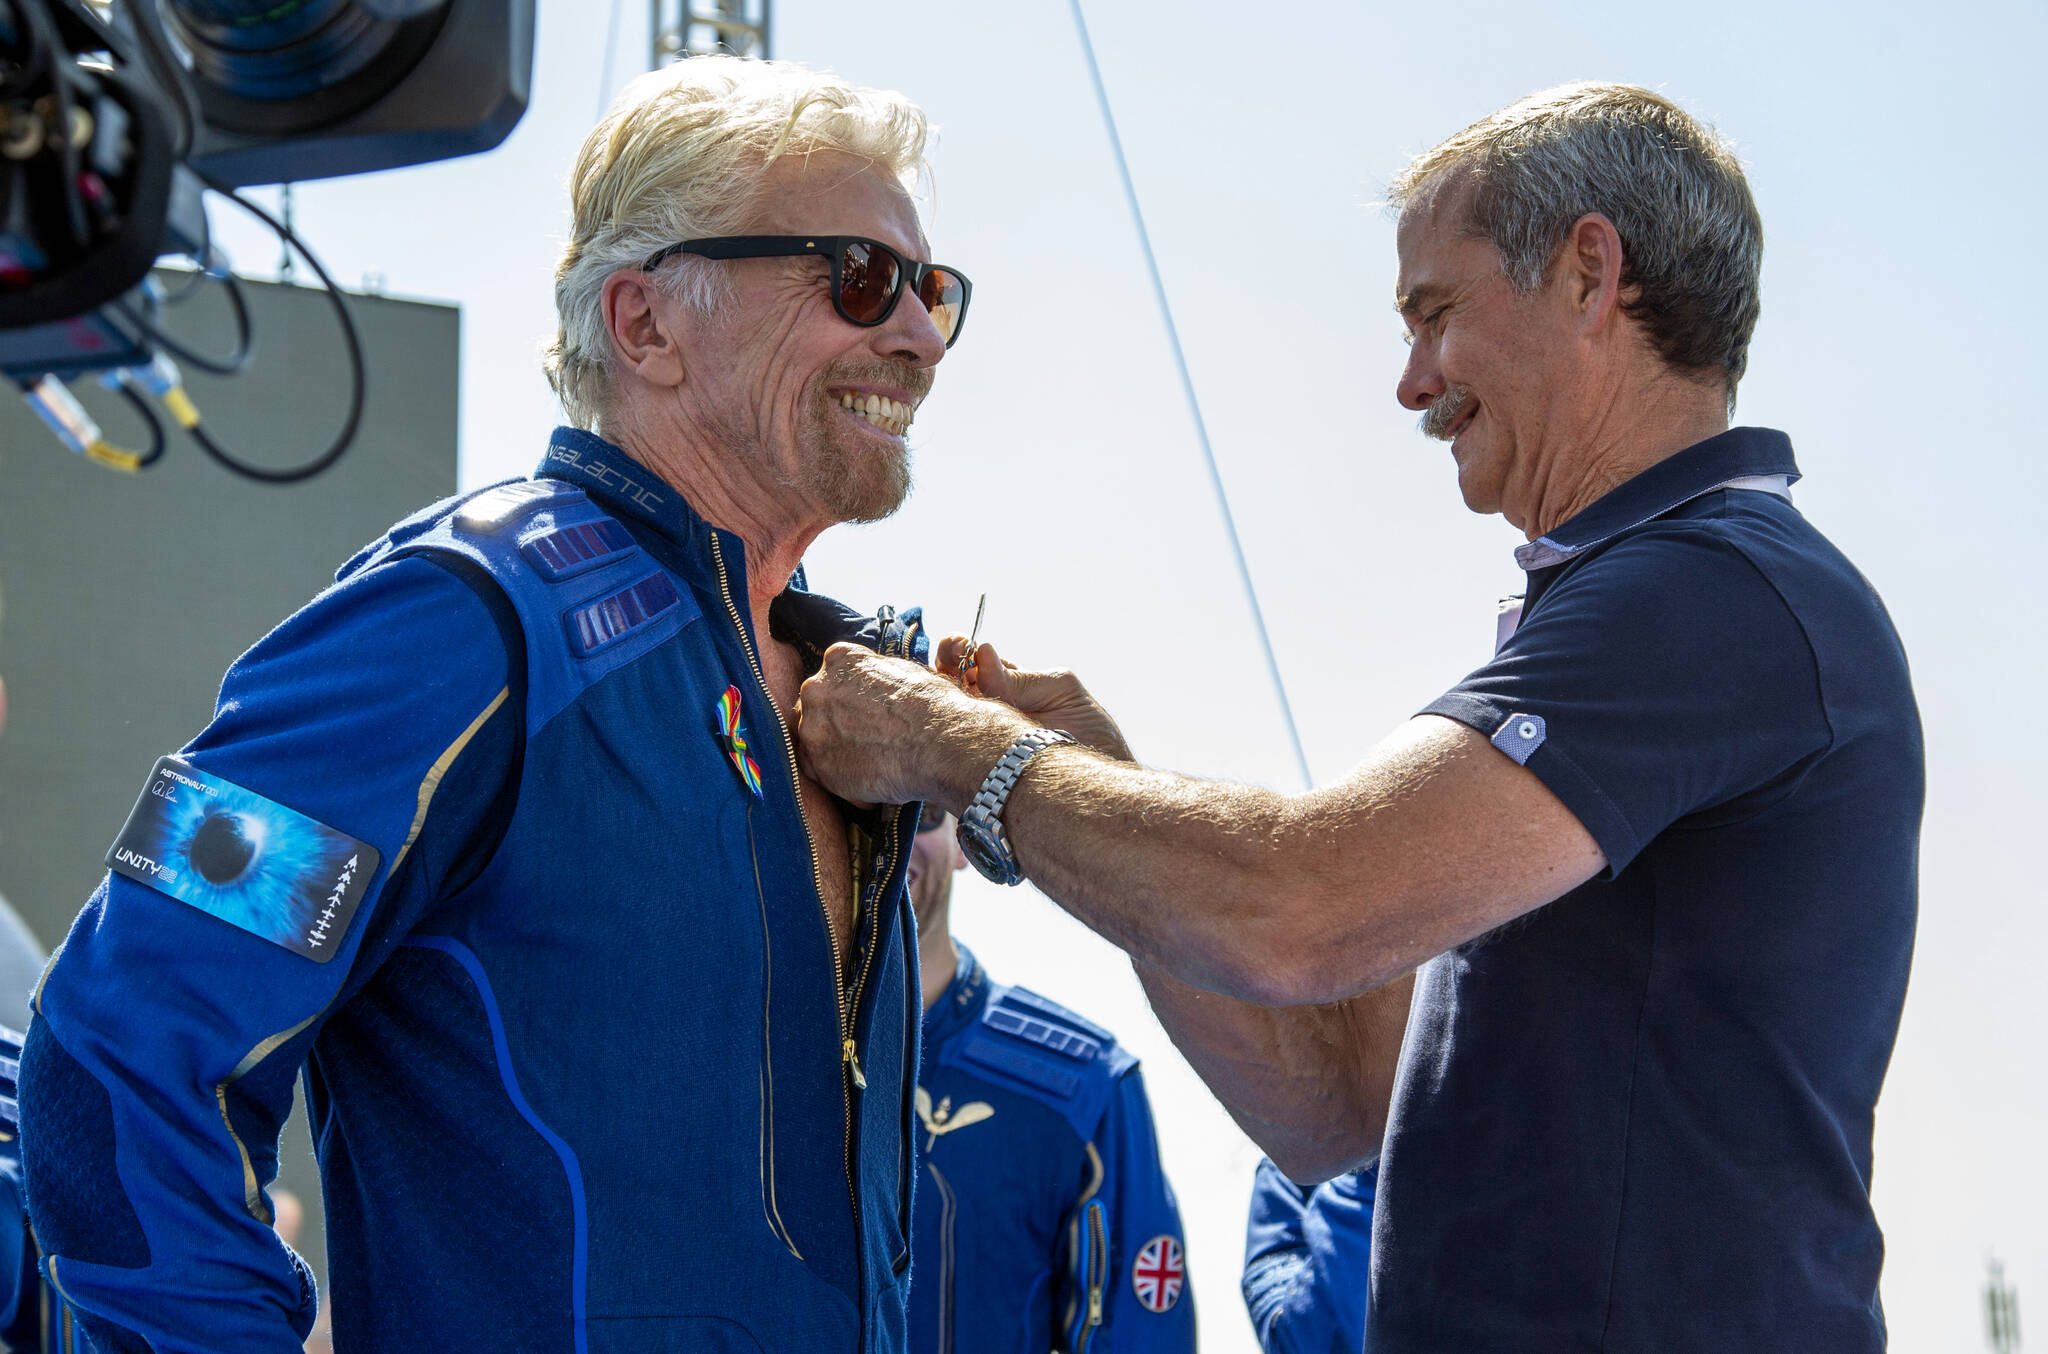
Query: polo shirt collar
1513 426 1801 572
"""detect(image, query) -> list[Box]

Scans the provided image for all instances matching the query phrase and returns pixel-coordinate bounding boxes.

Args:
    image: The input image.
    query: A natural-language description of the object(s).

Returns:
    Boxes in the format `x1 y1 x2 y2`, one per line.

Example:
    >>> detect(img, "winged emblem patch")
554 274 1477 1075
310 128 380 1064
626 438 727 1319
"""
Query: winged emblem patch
915 1085 995 1151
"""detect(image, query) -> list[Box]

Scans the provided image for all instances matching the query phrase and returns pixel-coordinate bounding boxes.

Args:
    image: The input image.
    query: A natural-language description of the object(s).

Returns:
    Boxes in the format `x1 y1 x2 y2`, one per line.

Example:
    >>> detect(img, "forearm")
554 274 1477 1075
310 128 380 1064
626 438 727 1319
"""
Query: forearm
916 719 1295 1000
801 648 1592 1004
22 913 321 1353
1134 959 1410 1182
920 724 1408 1005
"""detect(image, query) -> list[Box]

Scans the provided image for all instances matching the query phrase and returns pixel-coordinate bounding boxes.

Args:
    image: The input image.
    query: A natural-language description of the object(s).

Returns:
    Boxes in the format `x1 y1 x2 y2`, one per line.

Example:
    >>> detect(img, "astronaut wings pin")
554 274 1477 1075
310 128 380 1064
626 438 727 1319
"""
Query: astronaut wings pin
915 1086 995 1151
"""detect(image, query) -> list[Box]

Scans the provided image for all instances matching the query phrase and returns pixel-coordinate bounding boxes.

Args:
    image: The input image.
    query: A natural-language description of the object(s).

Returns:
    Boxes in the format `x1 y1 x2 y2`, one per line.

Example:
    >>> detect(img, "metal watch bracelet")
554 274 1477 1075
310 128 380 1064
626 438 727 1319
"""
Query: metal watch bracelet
956 728 1076 885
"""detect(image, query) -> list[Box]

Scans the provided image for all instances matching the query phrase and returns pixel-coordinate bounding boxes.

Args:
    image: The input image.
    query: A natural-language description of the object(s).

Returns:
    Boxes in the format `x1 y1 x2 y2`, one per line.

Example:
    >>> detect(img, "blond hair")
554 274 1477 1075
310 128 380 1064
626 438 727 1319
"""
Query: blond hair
1390 83 1763 401
544 57 932 430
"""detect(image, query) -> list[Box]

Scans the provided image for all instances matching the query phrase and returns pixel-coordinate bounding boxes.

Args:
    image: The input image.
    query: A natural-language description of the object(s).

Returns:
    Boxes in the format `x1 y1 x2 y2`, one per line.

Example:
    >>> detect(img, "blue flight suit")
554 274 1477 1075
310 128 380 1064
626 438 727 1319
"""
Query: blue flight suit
18 429 926 1354
910 945 1193 1354
1241 1159 1377 1354
0 1024 58 1353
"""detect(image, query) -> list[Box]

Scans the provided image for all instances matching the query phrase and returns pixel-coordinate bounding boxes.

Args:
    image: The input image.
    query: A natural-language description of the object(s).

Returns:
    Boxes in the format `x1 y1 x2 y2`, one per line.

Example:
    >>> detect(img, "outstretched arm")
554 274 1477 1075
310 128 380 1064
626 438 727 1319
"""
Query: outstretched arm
795 639 1601 1177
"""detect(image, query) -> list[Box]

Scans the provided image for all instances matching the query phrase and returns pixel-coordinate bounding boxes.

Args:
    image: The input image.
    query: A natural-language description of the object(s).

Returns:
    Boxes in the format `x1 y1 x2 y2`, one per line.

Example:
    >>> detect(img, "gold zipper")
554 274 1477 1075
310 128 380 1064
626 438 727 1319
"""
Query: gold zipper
707 533 863 1230
707 543 921 1316
839 820 901 1205
1075 1199 1107 1352
831 607 914 1213
1086 1202 1108 1327
1071 1144 1107 1352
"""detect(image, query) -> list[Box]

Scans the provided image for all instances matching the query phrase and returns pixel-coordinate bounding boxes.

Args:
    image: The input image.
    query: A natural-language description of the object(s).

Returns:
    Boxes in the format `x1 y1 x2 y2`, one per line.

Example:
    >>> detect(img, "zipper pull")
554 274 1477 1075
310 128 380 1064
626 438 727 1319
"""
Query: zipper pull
843 1037 867 1090
874 604 902 657
1088 1289 1104 1325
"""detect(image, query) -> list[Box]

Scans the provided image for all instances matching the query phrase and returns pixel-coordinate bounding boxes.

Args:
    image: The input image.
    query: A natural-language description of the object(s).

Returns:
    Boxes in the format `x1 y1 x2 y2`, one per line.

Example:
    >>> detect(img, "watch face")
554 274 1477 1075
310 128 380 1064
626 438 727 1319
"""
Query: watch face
956 812 1017 886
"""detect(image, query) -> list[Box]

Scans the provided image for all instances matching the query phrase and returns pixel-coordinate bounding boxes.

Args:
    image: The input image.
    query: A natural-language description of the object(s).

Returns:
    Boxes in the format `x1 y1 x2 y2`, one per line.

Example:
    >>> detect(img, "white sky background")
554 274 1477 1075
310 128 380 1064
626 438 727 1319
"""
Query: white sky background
199 1 2048 1347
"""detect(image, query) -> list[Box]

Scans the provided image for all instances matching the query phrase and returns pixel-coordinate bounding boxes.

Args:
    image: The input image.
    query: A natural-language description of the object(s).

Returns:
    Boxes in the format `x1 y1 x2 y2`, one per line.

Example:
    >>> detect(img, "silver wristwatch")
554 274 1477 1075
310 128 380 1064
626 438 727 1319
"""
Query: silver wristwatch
956 728 1076 885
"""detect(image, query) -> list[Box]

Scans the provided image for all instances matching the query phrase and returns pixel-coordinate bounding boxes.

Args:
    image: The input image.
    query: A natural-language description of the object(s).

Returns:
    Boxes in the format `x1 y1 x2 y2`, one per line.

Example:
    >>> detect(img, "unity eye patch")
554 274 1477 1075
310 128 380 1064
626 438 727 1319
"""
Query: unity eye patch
106 757 380 962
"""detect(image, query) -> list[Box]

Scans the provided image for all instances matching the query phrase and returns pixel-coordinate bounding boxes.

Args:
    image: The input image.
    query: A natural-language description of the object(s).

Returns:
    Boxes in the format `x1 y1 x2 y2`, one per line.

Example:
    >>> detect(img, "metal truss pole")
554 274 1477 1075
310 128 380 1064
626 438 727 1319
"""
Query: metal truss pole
650 0 773 67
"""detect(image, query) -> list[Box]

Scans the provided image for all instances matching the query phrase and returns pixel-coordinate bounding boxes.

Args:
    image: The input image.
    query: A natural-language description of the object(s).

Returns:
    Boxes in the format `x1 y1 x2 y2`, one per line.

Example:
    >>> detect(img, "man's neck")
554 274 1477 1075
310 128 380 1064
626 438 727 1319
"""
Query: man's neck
918 913 959 1012
1516 372 1730 540
608 411 826 622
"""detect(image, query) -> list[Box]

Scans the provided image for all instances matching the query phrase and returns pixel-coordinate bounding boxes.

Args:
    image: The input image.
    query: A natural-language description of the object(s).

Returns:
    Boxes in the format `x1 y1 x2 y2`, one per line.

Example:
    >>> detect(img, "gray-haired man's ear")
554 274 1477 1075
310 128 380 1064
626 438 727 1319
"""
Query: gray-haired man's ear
600 270 688 389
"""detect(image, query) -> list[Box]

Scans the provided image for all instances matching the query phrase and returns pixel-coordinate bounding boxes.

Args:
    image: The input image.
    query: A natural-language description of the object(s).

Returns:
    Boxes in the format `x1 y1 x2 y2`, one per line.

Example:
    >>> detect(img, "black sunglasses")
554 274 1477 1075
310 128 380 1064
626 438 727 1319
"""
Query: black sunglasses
642 235 972 348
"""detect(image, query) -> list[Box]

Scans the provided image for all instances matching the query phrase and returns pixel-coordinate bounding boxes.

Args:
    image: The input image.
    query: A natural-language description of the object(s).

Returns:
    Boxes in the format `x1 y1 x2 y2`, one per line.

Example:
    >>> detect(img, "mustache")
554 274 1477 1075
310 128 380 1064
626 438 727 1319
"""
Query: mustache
1419 385 1475 441
824 360 934 405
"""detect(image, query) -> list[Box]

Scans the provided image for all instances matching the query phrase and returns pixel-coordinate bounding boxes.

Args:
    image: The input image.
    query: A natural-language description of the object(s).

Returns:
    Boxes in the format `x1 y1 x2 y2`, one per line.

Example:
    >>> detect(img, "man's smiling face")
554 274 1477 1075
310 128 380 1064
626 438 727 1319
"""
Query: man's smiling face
683 151 948 525
1393 182 1577 529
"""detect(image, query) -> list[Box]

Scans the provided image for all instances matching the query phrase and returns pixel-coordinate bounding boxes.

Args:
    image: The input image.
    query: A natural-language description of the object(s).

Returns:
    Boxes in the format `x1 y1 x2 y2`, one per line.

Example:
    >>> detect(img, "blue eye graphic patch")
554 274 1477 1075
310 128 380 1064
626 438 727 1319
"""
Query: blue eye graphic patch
105 757 380 962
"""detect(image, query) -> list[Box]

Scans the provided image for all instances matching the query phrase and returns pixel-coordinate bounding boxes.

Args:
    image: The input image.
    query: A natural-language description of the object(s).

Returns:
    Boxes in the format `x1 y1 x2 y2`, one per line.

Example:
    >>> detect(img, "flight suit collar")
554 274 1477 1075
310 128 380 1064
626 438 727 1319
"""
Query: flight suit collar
922 941 989 1048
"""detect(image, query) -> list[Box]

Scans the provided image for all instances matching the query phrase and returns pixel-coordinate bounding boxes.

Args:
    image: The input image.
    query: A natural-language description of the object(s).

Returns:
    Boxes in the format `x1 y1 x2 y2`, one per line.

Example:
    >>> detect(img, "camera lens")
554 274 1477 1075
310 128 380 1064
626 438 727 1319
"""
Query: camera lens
161 0 451 136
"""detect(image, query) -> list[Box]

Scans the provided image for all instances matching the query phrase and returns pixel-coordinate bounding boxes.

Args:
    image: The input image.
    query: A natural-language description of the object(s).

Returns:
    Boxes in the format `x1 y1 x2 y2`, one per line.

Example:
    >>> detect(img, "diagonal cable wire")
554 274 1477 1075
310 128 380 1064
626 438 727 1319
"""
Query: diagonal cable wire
1067 0 1313 790
596 0 627 120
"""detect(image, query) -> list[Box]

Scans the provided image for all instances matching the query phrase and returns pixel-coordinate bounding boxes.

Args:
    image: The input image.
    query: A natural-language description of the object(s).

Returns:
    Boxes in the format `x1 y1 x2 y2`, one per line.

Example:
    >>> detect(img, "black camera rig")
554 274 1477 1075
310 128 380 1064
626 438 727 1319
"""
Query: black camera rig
0 0 531 481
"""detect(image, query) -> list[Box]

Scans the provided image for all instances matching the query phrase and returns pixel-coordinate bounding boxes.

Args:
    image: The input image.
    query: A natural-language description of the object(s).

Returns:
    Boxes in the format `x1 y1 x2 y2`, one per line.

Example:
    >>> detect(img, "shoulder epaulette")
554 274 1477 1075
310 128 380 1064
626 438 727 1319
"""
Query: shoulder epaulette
349 479 699 730
952 983 1137 1141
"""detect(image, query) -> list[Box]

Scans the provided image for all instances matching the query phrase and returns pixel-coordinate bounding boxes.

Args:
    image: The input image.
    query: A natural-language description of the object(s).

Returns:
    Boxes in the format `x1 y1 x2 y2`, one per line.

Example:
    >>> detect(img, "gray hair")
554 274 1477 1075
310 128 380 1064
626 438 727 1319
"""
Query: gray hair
1389 82 1763 400
543 56 932 431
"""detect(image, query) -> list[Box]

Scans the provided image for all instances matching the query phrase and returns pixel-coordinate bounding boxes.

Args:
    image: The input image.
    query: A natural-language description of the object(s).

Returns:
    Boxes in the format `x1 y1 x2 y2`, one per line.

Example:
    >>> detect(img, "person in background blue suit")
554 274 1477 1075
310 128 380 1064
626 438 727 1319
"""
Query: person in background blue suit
0 887 53 1352
908 812 1194 1354
1241 1158 1377 1354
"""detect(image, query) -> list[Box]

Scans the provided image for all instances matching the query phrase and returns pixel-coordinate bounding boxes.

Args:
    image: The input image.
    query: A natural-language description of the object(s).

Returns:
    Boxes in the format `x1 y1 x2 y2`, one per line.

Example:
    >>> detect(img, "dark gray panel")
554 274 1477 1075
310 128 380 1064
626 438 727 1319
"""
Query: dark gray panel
0 272 461 1299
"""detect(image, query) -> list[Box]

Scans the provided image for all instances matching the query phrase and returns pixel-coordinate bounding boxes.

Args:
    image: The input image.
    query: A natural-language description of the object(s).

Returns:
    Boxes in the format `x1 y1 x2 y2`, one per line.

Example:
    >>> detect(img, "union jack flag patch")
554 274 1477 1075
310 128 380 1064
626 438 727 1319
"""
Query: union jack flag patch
1131 1234 1185 1313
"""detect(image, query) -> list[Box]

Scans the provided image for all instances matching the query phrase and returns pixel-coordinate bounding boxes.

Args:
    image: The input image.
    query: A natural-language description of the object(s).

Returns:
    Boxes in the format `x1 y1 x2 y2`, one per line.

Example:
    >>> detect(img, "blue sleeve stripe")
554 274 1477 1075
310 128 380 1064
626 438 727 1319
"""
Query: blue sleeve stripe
403 936 588 1354
389 686 512 877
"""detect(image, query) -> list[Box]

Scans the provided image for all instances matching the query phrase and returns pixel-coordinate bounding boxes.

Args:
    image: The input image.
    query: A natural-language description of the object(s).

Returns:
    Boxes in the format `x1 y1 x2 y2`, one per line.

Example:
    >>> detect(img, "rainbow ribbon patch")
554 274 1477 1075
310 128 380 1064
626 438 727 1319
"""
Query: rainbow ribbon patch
716 684 764 798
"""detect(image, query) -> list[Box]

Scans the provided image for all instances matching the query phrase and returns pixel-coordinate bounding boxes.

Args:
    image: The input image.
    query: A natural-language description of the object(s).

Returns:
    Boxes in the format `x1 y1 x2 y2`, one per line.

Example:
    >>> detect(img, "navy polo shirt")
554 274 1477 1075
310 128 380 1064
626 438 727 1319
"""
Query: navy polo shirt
1368 428 1922 1353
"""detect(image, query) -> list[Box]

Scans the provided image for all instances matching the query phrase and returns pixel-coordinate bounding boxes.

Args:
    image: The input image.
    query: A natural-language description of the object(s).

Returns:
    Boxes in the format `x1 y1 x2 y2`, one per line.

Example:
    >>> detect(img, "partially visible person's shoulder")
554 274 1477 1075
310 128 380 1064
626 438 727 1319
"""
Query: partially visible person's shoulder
1670 490 1912 677
947 981 1139 1142
1575 490 1898 638
1661 488 1887 603
0 892 43 1026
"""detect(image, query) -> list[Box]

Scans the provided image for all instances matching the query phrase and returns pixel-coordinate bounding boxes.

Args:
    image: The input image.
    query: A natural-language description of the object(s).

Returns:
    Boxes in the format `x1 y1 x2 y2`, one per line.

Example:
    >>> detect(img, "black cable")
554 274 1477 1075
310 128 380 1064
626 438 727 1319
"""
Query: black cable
17 0 89 248
117 0 198 159
1 0 54 95
155 257 211 304
186 177 365 485
110 374 166 467
112 264 251 373
154 202 220 305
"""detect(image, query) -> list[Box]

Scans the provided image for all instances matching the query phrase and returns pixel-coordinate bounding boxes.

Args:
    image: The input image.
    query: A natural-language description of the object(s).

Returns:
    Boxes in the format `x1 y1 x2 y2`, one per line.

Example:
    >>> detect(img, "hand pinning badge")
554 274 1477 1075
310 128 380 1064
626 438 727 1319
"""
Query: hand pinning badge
715 684 764 798
957 592 986 689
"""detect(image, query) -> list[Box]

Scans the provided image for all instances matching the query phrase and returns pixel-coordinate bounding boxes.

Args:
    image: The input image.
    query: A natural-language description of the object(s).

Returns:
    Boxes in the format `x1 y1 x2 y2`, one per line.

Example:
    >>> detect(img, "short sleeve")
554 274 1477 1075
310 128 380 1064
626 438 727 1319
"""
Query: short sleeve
1423 529 1830 875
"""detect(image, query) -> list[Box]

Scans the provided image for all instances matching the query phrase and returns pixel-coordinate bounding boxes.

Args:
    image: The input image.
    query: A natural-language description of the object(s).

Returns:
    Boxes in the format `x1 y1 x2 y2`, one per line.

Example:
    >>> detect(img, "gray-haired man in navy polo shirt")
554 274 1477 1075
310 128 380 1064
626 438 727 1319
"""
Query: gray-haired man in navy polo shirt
795 82 1921 1352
